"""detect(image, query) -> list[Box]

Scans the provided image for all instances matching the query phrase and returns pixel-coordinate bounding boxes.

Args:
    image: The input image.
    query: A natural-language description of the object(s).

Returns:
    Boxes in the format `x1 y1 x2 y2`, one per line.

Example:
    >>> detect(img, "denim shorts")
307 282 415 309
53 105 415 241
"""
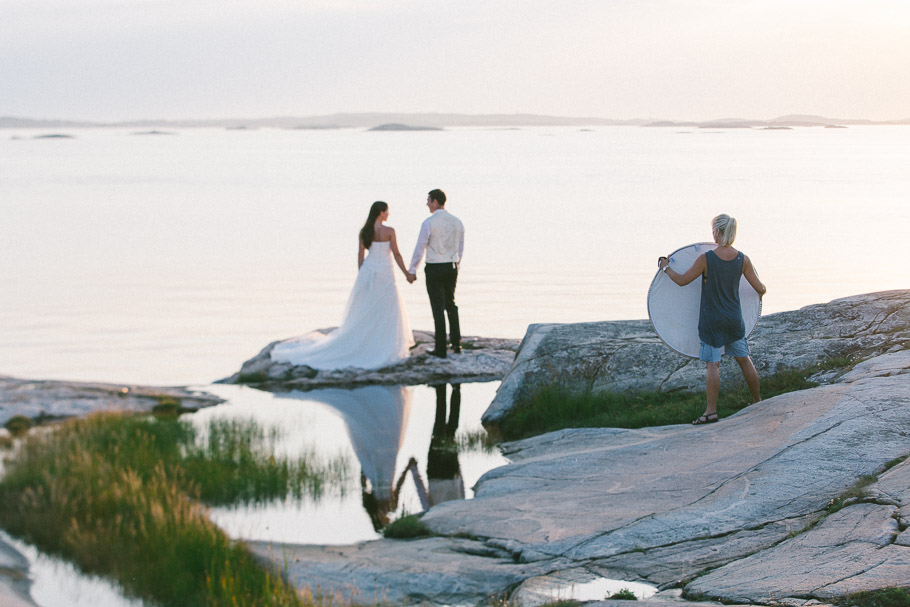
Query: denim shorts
699 338 750 362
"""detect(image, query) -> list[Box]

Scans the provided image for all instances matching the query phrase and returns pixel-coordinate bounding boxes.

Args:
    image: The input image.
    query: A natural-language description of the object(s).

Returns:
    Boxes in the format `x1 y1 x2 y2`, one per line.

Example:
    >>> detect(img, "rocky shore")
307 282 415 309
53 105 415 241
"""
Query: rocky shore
0 376 223 427
252 348 910 606
248 290 910 606
222 329 521 389
485 290 910 423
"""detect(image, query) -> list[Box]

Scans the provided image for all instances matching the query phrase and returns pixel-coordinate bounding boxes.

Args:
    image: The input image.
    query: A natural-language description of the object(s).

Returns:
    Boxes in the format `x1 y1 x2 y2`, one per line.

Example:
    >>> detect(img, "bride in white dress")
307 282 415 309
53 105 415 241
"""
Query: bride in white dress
271 201 415 370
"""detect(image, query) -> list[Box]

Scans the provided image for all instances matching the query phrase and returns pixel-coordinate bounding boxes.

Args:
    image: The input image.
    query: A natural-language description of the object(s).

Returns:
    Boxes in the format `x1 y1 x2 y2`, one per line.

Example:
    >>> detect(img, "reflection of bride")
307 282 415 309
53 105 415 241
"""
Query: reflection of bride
292 385 414 530
271 201 415 370
279 384 468 531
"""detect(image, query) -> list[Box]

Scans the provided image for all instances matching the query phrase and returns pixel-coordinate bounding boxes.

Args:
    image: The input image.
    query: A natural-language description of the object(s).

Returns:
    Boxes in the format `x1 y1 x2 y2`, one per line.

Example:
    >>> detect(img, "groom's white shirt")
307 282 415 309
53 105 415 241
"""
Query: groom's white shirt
409 209 465 274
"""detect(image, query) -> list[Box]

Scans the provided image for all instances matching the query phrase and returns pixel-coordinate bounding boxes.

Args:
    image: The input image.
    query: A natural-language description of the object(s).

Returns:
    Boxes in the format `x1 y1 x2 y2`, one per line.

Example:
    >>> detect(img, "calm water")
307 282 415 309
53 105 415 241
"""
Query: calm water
191 381 507 545
1 126 907 385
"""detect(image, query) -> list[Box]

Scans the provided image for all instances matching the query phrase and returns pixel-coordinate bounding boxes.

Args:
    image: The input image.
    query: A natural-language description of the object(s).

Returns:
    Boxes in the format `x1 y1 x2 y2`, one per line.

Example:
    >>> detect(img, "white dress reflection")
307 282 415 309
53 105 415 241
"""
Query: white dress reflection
281 383 465 531
289 384 412 530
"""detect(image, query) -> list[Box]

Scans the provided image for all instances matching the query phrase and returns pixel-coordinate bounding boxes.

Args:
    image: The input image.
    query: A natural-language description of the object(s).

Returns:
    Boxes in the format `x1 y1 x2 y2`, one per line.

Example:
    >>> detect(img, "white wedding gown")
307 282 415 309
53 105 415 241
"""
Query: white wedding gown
271 240 415 370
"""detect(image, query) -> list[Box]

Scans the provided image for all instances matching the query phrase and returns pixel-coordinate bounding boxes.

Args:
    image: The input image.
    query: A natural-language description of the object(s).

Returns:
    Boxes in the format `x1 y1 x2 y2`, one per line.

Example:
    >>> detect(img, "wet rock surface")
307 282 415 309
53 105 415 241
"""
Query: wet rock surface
484 289 910 423
0 375 223 426
222 330 520 389
253 349 910 605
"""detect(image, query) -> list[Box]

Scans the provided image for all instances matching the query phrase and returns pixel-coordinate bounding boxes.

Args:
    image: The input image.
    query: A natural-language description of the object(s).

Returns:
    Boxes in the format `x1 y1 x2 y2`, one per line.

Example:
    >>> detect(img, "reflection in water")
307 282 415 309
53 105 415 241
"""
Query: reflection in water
200 381 508 544
280 383 468 532
410 384 465 509
284 384 412 530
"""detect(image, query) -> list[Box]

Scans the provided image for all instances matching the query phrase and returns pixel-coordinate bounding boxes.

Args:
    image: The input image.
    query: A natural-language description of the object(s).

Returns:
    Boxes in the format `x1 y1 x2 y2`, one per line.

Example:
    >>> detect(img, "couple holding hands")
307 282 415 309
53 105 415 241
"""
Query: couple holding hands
271 189 463 370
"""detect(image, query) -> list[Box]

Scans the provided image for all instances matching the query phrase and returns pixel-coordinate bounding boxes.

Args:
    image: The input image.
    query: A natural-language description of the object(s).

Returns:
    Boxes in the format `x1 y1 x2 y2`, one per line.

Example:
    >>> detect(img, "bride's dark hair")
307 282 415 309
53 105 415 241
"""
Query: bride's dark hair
360 201 388 249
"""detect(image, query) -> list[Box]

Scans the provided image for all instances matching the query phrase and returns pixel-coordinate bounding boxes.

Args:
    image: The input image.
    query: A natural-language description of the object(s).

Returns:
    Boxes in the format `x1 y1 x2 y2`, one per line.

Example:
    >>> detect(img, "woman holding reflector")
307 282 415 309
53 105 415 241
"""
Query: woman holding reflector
658 214 767 425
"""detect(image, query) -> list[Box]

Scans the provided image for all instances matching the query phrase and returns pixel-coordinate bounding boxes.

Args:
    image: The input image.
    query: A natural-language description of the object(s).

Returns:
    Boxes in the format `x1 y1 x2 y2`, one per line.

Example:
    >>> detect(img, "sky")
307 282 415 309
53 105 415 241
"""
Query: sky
2 0 909 122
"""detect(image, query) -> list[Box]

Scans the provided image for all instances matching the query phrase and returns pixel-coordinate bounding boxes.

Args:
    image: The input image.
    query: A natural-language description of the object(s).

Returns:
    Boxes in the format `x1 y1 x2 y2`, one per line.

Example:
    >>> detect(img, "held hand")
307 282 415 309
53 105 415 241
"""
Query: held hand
406 273 417 283
658 256 669 270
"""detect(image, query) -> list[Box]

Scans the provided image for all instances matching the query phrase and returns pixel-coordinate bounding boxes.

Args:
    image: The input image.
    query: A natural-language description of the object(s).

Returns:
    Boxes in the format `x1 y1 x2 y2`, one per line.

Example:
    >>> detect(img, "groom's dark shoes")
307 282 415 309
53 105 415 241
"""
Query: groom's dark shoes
427 349 447 359
452 342 462 354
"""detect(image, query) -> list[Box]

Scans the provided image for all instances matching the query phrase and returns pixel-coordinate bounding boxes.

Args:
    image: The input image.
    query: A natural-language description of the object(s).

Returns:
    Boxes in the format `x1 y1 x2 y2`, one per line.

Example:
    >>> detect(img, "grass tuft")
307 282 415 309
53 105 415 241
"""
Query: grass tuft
4 415 32 436
238 371 270 384
607 588 638 600
381 513 431 539
832 587 910 607
456 428 503 454
883 455 909 472
827 475 878 514
0 411 348 606
786 514 821 539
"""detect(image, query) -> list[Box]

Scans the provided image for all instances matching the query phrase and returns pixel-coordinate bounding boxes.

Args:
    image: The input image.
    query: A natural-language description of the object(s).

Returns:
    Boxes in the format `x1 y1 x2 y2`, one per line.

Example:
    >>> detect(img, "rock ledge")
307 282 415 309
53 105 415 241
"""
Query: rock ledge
485 290 910 424
221 330 520 389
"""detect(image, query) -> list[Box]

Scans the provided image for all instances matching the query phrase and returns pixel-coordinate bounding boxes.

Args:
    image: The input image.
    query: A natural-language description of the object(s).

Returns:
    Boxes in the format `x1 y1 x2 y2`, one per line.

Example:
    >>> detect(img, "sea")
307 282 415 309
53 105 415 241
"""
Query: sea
0 125 908 604
2 125 907 386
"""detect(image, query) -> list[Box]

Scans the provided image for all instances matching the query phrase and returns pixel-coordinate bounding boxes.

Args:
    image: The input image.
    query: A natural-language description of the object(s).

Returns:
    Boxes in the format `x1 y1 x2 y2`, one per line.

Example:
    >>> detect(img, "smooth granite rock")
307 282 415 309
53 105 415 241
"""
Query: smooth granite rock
0 376 223 426
247 536 562 606
222 330 520 389
252 348 910 606
484 290 910 424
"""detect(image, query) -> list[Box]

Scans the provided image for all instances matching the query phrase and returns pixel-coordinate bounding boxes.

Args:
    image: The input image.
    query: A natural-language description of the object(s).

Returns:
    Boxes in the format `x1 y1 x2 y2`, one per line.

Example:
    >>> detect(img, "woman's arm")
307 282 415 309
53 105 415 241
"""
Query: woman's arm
389 229 409 276
358 236 365 269
659 253 706 286
743 255 767 297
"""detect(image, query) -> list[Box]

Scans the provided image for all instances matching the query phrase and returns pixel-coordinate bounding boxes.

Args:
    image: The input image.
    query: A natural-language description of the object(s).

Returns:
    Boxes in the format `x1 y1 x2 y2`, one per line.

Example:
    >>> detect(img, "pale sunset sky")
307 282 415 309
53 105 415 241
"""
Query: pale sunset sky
2 0 909 122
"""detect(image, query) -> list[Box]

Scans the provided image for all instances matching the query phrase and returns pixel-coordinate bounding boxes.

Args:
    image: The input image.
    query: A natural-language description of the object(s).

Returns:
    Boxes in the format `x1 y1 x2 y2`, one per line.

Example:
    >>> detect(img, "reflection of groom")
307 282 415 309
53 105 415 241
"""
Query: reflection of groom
407 189 465 358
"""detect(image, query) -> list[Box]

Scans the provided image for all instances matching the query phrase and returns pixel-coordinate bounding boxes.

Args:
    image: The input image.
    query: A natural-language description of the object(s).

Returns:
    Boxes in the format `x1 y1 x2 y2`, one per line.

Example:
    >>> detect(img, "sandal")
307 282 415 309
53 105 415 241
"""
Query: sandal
692 412 719 425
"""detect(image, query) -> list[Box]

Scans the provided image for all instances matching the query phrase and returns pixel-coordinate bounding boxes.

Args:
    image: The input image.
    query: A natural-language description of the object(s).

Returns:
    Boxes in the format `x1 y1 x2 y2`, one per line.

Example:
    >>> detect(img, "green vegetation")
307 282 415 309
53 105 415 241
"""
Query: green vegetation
499 365 822 441
237 371 270 384
537 601 581 607
382 513 431 539
815 356 854 371
832 587 910 607
152 395 183 417
607 588 638 600
456 428 503 454
786 514 821 539
0 412 349 607
3 414 32 436
883 455 909 472
826 475 878 514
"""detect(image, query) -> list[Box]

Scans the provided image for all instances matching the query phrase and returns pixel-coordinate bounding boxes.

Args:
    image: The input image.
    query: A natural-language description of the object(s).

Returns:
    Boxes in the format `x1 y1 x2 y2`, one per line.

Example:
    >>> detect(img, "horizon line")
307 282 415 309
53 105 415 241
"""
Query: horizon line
2 111 910 128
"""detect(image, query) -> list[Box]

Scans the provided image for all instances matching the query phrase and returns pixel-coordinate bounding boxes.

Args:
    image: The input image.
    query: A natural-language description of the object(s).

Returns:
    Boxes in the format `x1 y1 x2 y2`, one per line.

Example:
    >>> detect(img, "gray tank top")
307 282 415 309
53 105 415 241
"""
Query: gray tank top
698 250 745 347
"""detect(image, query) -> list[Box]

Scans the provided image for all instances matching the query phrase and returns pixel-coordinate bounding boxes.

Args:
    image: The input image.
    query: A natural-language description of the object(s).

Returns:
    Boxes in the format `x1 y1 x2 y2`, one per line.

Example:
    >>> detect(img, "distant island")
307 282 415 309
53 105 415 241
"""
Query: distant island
1 112 908 130
368 123 442 132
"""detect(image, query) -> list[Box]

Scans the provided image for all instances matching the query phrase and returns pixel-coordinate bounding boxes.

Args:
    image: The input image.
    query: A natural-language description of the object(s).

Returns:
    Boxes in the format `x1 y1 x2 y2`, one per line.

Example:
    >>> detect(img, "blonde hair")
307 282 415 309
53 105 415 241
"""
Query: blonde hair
712 214 737 247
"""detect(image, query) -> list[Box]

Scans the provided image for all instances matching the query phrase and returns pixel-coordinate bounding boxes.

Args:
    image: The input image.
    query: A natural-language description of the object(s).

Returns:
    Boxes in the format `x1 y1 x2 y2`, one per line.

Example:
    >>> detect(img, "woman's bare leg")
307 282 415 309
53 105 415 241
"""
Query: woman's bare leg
735 356 761 403
705 361 720 416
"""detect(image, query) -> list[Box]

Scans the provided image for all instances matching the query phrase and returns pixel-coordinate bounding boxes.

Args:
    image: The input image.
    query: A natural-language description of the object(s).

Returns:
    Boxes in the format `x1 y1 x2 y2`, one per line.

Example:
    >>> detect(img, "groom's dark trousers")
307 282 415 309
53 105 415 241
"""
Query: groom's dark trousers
425 262 461 353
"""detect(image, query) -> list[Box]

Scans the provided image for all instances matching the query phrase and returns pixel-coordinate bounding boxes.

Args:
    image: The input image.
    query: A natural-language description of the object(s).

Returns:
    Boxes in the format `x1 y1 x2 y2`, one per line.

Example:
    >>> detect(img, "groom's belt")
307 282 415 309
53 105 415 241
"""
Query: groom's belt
425 262 457 269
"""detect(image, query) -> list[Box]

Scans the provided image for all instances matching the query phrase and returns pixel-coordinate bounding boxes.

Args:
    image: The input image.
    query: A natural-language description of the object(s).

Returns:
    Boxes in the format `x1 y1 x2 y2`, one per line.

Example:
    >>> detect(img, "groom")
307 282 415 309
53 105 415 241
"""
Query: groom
407 189 465 358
